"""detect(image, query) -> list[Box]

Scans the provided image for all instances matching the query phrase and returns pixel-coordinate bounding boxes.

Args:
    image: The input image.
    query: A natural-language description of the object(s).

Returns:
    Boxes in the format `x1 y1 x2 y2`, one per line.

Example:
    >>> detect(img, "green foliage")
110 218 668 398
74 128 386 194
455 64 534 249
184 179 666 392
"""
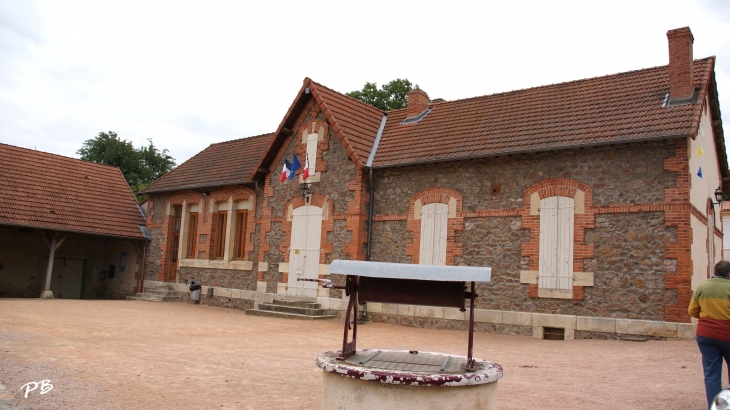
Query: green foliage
77 131 176 199
347 79 418 111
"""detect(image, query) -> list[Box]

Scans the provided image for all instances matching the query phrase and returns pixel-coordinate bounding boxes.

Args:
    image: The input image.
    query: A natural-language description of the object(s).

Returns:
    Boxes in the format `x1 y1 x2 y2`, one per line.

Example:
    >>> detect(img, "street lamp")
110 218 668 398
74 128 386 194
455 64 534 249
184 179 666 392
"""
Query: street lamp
712 187 724 207
300 182 312 203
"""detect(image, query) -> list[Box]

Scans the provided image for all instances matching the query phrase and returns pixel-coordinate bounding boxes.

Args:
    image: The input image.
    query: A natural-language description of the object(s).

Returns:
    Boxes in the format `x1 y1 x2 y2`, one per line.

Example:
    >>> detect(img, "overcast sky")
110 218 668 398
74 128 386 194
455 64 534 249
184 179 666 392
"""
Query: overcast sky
1 0 729 165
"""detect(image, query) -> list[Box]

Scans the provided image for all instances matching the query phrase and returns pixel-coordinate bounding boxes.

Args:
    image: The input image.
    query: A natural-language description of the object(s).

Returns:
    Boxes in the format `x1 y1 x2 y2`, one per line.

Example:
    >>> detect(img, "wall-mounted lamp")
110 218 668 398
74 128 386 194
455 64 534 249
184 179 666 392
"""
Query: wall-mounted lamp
300 182 312 203
712 187 724 207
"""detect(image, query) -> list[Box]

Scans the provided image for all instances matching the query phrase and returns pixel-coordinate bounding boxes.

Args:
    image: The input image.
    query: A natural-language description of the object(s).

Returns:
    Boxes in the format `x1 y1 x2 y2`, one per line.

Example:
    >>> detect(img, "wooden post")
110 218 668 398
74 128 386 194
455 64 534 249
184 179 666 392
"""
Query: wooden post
40 232 69 298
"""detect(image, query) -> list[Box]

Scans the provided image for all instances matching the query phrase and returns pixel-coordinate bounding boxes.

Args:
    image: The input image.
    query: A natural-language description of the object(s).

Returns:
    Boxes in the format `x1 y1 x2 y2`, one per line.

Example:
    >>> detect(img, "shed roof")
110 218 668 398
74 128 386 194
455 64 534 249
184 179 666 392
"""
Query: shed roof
0 143 147 239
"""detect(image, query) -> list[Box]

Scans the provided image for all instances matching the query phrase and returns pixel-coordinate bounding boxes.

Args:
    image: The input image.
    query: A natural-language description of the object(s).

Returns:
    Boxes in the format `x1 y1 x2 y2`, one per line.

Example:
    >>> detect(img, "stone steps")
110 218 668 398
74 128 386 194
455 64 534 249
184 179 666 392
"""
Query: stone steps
246 298 336 320
126 285 181 303
256 302 327 316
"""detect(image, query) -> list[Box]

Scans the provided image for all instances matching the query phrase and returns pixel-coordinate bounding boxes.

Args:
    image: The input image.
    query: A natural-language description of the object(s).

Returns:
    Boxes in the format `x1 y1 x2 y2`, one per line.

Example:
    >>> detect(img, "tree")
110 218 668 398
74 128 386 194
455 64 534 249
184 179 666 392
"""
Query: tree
77 131 176 198
347 79 418 111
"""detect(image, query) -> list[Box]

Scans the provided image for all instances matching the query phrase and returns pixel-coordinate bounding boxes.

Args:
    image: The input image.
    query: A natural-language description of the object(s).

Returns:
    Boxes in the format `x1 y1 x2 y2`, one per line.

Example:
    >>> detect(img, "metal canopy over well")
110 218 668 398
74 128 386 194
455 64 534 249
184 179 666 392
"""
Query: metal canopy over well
303 260 493 372
328 260 492 282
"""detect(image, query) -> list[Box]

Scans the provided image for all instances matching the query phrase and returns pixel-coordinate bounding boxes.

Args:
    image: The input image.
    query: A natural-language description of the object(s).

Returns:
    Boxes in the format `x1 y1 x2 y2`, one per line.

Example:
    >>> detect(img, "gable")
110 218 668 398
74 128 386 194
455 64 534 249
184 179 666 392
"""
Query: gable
252 78 384 180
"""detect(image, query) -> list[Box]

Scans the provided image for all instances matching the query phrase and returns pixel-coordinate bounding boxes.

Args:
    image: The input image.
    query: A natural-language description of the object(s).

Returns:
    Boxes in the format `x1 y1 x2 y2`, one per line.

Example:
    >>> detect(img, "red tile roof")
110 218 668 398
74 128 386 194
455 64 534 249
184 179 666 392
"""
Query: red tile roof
141 133 273 194
373 58 716 167
0 143 147 239
310 80 384 167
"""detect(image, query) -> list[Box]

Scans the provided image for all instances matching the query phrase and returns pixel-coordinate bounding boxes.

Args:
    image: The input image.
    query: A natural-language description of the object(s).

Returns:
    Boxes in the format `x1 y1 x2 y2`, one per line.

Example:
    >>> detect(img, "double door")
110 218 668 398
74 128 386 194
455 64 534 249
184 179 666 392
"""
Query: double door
287 205 323 297
49 257 84 299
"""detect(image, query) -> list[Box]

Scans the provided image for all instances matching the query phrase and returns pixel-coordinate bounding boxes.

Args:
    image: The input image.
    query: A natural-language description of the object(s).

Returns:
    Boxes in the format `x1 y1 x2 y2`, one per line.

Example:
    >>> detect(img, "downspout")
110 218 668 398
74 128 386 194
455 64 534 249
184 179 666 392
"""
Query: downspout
139 240 148 294
366 113 387 261
367 168 374 261
361 114 387 320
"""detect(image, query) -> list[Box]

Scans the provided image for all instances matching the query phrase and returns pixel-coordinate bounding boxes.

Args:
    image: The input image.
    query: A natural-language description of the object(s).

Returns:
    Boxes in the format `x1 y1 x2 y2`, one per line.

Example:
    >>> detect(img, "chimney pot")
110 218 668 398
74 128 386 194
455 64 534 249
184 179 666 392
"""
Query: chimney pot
406 89 430 118
667 27 694 103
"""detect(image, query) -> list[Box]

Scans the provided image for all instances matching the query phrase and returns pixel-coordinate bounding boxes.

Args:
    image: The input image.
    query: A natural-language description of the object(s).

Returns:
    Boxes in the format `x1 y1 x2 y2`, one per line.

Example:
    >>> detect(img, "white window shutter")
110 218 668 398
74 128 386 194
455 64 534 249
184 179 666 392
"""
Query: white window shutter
539 196 558 289
306 133 318 176
419 203 448 266
556 196 574 290
420 203 435 265
539 196 574 290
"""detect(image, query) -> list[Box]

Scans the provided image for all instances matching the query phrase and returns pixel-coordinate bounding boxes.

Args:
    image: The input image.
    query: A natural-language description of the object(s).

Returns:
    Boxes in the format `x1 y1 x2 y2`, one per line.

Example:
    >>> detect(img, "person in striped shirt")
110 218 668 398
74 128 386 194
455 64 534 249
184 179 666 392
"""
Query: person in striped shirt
689 260 730 408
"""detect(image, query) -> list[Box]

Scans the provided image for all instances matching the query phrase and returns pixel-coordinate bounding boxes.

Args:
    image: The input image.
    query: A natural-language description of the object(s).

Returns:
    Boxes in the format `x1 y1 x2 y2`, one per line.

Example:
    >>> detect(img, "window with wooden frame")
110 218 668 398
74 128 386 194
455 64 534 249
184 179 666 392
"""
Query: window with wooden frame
186 212 198 258
214 211 227 259
170 206 182 262
233 210 248 260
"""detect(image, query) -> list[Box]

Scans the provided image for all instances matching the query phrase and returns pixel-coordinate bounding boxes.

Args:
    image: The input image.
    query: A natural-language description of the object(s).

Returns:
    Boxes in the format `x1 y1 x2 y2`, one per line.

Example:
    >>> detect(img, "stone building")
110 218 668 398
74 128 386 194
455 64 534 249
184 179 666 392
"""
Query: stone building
0 143 149 299
141 27 727 339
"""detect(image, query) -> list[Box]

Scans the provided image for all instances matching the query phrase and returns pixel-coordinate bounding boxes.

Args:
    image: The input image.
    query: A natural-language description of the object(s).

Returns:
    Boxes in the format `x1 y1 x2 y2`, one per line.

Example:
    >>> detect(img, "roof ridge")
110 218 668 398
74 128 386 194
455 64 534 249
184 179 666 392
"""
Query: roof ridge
0 142 122 171
309 80 385 115
208 132 275 146
405 57 713 109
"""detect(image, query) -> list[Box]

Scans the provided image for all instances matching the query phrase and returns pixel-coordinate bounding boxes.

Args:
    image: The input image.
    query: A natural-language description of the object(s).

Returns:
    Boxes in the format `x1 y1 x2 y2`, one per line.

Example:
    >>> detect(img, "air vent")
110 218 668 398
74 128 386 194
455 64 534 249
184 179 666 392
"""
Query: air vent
543 327 565 340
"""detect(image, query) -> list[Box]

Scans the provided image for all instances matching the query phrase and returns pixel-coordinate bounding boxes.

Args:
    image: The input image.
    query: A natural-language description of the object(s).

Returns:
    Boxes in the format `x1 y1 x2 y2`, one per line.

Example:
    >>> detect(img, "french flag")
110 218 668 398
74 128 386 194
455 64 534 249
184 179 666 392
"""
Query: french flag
302 156 309 180
280 159 292 182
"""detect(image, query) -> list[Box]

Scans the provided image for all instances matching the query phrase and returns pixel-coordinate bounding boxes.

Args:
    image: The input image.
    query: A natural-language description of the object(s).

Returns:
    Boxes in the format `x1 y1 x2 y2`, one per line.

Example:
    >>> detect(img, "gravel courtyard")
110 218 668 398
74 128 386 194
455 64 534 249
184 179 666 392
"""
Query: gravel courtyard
0 299 714 409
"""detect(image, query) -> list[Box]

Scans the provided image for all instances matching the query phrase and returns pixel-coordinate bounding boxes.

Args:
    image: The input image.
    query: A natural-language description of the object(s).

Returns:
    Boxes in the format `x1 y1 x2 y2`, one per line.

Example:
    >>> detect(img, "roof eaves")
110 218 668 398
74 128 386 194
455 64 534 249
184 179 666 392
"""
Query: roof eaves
371 133 690 169
0 221 148 241
142 181 254 195
688 57 714 140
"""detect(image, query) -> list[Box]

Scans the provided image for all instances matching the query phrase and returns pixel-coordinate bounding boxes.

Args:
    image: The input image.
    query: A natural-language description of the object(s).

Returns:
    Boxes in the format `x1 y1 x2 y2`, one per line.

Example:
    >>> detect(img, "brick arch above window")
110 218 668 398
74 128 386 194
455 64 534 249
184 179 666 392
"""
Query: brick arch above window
208 186 256 207
520 178 595 300
406 187 464 265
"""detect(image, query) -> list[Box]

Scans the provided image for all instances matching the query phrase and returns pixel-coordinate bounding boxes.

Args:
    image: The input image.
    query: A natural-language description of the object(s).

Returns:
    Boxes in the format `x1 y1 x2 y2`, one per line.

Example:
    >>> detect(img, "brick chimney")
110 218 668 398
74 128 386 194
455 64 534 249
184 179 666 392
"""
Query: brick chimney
406 89 429 118
667 27 694 103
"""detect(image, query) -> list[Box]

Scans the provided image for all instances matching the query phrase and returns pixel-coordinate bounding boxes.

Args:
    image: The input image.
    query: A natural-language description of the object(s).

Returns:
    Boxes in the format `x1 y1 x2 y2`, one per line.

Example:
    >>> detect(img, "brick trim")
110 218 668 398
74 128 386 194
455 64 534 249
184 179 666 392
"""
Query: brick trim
158 191 207 281
521 178 595 300
205 186 257 262
405 187 464 265
663 138 693 323
295 119 330 177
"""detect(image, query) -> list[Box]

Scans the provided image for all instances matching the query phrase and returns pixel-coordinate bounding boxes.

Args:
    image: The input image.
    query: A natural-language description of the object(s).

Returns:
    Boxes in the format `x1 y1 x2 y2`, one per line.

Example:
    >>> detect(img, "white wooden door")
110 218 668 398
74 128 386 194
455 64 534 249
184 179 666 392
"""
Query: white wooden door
419 203 448 266
288 205 322 297
539 196 574 290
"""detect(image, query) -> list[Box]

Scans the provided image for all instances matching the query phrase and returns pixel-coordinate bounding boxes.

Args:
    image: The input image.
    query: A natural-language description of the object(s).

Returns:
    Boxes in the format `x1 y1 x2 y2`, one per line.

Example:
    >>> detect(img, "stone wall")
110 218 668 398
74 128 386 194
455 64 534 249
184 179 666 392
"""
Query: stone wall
263 221 286 293
369 221 411 264
179 267 257 291
146 226 163 281
373 141 677 214
455 216 530 311
583 212 676 320
366 140 682 322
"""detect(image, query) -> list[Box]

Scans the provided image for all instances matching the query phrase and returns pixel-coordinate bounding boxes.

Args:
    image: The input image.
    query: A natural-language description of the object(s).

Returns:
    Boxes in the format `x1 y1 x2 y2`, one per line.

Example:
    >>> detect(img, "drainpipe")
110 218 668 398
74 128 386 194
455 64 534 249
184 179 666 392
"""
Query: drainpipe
367 168 374 261
139 240 148 294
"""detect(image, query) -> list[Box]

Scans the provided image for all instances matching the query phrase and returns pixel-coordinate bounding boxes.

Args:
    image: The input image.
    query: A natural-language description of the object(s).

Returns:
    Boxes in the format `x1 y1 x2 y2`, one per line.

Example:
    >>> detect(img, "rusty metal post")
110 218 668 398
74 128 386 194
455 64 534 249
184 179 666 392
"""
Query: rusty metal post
339 275 359 360
466 281 476 371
